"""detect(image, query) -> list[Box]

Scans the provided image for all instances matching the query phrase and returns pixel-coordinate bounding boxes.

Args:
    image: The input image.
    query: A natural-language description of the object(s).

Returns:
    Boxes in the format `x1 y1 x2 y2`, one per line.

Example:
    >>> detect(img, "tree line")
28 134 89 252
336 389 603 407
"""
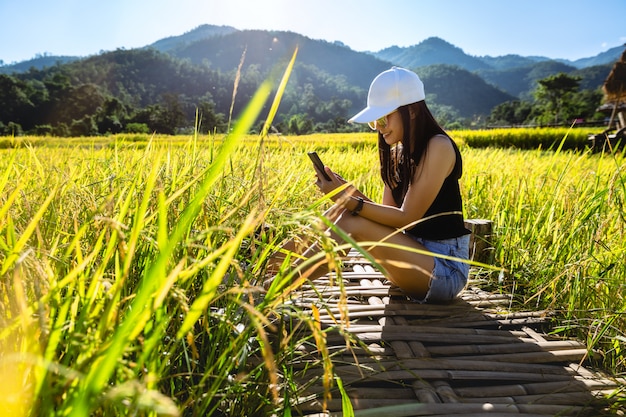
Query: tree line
487 72 604 128
0 49 362 136
0 48 606 137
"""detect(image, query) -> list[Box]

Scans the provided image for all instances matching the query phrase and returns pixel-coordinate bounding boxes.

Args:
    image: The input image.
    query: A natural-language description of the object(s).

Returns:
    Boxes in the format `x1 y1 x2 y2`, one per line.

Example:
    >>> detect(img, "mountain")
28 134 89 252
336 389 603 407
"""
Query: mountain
3 24 621 76
568 45 625 68
0 24 622 136
168 29 391 89
476 60 578 98
148 24 238 53
372 37 617 99
158 29 515 118
375 38 492 71
2 24 620 90
159 28 614 104
419 65 516 116
0 54 80 74
372 37 622 73
477 54 548 71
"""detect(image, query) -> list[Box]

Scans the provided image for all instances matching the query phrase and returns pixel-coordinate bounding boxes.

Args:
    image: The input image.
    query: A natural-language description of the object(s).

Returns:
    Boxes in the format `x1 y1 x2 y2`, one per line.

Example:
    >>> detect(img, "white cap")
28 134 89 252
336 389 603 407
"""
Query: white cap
348 67 425 124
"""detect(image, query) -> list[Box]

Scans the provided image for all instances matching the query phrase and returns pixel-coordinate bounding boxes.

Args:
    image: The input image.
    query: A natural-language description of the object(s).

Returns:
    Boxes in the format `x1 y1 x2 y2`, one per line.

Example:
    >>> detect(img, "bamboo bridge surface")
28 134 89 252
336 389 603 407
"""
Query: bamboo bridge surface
286 249 625 416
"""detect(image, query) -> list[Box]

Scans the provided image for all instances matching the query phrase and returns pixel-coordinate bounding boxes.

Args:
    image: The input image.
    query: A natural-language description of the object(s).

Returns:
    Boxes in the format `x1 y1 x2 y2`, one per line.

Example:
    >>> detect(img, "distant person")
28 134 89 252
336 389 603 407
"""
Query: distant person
267 67 471 303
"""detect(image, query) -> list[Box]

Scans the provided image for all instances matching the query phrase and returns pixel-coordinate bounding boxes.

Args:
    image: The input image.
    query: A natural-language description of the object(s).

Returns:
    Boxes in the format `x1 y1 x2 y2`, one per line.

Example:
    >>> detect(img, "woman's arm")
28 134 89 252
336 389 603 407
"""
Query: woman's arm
317 167 374 202
382 184 396 206
327 136 456 228
348 185 373 202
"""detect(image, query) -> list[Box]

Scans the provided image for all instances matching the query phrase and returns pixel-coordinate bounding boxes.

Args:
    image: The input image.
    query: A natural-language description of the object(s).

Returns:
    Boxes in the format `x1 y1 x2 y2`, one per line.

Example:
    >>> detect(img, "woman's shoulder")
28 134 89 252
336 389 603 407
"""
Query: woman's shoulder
428 134 455 154
424 134 457 172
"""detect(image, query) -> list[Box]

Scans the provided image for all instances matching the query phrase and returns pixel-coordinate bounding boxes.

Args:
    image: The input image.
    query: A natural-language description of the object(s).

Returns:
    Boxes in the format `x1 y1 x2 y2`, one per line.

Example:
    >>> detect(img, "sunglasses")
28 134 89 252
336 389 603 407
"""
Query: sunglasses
368 110 397 131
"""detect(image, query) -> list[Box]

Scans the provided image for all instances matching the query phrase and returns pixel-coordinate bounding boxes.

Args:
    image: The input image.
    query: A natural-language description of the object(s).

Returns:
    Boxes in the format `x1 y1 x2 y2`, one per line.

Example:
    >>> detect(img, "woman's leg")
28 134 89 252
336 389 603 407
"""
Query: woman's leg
266 207 435 298
331 211 435 298
265 205 346 276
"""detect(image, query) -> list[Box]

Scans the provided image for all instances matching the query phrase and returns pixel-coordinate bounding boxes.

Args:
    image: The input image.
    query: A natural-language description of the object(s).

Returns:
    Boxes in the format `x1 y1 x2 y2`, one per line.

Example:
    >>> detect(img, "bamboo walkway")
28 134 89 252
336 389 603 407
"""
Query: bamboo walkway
285 247 624 416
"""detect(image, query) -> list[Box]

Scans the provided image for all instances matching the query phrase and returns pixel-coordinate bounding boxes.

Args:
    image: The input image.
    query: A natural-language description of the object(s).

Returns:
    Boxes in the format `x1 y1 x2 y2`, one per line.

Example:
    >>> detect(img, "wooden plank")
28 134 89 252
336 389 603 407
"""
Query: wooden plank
312 300 539 315
444 348 588 364
428 340 585 356
412 379 441 403
287 247 618 416
465 218 493 263
316 312 549 329
462 392 607 406
312 386 415 400
300 286 512 307
326 323 528 337
298 358 576 380
301 368 575 385
454 379 621 397
298 401 588 416
432 380 460 403
326 331 534 345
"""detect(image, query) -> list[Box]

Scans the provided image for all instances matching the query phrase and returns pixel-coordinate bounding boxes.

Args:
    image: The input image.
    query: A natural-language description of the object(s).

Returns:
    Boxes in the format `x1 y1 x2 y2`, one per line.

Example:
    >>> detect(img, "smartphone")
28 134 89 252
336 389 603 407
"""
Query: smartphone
307 151 331 180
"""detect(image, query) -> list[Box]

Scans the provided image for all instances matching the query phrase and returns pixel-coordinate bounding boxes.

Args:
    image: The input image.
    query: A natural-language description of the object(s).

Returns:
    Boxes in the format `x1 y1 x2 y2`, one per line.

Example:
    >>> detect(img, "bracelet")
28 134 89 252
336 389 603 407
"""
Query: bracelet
351 197 364 216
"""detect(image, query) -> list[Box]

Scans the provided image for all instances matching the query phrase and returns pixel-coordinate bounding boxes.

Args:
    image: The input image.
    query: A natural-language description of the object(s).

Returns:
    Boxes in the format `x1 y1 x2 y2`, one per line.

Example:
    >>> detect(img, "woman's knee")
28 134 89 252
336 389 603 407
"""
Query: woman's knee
382 259 432 293
334 211 369 237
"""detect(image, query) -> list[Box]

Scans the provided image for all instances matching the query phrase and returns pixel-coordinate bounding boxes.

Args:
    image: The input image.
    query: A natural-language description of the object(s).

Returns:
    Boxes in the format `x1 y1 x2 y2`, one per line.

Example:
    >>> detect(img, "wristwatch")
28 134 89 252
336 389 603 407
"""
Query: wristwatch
351 197 364 216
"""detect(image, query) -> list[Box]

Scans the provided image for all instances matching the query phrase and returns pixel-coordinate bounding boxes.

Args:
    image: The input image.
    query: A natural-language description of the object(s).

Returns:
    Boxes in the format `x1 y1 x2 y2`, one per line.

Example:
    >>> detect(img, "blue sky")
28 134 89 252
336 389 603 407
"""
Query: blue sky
1 0 625 64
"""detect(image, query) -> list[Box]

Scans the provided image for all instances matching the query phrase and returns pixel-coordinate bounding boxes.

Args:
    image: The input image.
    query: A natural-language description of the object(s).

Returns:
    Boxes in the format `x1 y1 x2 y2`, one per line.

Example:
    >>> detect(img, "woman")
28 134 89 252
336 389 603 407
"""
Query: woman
272 67 470 303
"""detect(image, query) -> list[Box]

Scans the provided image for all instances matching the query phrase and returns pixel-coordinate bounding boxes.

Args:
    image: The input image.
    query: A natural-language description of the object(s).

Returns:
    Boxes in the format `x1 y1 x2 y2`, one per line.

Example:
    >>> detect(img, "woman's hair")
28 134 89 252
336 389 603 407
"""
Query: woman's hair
378 101 446 205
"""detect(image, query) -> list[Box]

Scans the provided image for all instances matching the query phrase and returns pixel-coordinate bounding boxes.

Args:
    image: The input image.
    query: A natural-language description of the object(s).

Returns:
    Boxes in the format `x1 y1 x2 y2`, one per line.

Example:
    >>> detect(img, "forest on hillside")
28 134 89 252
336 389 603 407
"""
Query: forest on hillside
0 29 613 136
1 48 365 136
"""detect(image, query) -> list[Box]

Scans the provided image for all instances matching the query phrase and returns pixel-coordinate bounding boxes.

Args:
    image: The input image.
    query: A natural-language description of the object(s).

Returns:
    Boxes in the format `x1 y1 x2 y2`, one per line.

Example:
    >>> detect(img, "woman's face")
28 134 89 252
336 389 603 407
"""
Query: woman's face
377 110 403 146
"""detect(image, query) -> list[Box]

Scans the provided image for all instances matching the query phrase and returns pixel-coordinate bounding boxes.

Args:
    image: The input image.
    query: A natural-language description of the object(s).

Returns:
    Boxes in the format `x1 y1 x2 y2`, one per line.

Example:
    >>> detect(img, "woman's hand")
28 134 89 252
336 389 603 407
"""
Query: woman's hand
314 165 348 200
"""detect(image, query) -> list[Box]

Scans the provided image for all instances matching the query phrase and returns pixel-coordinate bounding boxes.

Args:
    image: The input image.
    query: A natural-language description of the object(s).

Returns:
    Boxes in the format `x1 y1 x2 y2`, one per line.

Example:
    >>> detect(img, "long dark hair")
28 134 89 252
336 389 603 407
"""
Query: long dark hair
378 101 446 206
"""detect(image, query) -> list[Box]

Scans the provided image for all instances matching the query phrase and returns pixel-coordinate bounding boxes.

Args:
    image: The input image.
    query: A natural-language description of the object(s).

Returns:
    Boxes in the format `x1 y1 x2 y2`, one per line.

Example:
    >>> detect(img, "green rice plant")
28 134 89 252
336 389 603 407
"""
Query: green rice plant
0 49 350 416
461 143 626 376
2 105 626 414
455 126 598 150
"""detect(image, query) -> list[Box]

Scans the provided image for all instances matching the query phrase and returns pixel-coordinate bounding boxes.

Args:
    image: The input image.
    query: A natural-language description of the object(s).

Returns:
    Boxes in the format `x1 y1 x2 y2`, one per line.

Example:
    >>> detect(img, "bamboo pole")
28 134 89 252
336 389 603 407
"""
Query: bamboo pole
325 331 531 346
444 348 588 364
298 357 576 382
432 380 460 403
284 225 618 417
428 339 585 355
461 392 606 406
297 401 588 416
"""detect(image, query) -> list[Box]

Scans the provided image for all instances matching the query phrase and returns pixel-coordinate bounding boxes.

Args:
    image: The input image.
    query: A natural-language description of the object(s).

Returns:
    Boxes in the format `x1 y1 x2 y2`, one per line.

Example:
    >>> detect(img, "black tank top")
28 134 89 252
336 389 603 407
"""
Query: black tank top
391 137 470 240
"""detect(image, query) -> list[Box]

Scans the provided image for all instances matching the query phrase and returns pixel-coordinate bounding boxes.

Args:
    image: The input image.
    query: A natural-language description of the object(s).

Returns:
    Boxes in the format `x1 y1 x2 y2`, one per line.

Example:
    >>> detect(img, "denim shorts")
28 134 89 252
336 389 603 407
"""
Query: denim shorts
407 234 470 303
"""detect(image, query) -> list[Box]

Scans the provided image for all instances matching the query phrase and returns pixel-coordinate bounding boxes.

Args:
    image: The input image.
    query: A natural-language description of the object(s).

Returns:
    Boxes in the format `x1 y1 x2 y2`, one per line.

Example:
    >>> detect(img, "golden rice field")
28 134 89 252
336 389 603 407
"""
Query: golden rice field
1 128 625 416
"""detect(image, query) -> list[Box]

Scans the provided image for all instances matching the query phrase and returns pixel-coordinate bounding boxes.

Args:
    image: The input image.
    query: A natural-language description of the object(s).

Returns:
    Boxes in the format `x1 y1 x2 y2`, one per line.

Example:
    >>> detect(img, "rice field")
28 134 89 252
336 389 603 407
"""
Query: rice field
0 125 625 416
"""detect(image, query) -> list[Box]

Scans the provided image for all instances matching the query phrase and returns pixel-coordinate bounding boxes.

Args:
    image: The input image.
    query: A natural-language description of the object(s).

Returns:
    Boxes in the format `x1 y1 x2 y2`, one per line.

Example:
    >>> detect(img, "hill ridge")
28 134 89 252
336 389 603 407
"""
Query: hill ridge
0 25 618 136
2 24 623 73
